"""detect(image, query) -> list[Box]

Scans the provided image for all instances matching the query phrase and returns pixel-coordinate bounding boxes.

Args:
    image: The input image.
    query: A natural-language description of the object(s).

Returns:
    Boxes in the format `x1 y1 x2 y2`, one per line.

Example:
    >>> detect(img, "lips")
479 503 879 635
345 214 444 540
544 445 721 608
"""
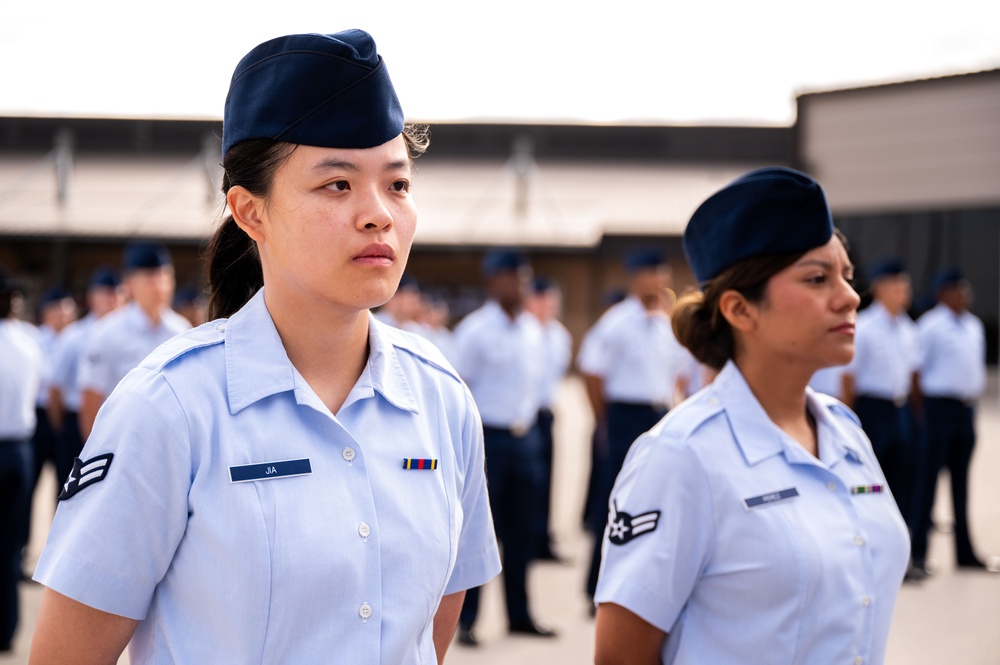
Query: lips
353 244 395 265
830 322 856 334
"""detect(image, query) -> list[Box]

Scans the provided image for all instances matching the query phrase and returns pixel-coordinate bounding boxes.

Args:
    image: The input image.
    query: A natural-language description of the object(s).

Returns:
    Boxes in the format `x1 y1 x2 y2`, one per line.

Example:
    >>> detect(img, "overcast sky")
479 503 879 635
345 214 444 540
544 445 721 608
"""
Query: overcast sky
1 0 998 126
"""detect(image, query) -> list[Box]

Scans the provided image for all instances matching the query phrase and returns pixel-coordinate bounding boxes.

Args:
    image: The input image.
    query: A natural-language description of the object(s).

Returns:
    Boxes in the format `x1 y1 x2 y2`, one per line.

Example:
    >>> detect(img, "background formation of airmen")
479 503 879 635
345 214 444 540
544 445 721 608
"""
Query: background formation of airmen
0 238 994 655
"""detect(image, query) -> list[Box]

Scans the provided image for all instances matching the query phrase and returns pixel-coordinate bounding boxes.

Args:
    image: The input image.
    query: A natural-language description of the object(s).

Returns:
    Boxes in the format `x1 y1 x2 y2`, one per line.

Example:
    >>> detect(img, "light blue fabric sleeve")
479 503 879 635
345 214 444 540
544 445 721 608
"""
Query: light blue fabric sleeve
595 432 715 634
444 384 501 594
34 367 192 619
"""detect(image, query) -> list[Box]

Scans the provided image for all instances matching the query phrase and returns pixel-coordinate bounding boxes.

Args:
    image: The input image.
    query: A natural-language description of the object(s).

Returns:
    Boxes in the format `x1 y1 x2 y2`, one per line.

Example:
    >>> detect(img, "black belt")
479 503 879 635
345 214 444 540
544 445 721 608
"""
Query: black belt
926 395 977 407
0 437 29 445
607 400 670 412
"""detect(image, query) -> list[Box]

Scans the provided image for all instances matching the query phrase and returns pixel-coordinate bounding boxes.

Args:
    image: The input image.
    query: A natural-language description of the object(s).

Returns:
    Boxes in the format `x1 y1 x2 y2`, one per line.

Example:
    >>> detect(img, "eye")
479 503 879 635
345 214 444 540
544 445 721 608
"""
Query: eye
325 180 350 192
391 179 410 193
805 273 827 285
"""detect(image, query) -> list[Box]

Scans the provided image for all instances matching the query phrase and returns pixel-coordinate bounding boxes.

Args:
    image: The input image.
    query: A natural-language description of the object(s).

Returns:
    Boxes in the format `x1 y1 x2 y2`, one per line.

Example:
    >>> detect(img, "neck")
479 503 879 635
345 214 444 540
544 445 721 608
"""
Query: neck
264 288 370 414
735 353 818 456
137 301 163 326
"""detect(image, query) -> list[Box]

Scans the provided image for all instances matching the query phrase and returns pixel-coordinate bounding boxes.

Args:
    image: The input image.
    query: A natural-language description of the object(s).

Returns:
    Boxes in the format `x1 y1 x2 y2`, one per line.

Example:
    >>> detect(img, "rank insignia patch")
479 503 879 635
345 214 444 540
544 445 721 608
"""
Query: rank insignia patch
607 501 660 546
58 453 114 500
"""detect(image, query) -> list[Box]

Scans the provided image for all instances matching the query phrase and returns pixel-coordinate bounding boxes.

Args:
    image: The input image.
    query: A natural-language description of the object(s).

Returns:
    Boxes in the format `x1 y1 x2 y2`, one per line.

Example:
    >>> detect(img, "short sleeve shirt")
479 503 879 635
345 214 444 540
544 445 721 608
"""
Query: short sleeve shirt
595 361 910 665
846 302 919 401
577 297 691 406
35 289 501 665
917 304 986 401
77 302 191 398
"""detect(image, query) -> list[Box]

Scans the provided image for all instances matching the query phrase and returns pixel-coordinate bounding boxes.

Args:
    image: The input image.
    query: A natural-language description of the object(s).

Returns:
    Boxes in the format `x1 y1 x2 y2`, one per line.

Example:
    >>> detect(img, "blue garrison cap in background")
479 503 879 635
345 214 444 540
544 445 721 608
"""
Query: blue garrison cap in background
89 265 122 289
867 258 906 282
624 247 667 274
123 242 172 272
683 166 834 285
482 249 528 277
223 30 404 157
40 287 74 307
931 266 966 292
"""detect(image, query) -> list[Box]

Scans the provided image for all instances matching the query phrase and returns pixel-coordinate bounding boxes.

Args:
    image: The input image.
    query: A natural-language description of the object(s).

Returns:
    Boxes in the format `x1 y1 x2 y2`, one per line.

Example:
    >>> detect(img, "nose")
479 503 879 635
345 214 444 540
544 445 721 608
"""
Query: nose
836 274 861 312
355 187 394 233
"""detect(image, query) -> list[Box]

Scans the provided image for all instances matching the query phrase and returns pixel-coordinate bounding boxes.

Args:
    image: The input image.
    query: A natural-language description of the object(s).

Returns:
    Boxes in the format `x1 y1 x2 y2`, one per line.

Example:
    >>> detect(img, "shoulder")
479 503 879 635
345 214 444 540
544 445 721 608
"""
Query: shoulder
811 389 863 429
378 319 464 385
164 308 194 333
634 387 727 458
137 320 227 373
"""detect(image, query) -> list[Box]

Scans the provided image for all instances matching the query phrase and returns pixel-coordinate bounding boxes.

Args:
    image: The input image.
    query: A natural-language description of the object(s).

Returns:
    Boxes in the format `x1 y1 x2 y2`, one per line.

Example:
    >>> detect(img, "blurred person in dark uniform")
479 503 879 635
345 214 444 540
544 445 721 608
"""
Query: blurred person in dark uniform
47 267 124 494
911 268 996 575
525 276 572 561
577 248 692 608
76 242 190 439
452 249 555 645
0 267 44 653
839 259 921 577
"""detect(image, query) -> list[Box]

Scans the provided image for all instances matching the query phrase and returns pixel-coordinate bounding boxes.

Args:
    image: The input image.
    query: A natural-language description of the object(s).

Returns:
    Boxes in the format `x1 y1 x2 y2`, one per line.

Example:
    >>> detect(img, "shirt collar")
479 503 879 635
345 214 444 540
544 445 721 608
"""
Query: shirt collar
713 361 862 468
225 290 418 416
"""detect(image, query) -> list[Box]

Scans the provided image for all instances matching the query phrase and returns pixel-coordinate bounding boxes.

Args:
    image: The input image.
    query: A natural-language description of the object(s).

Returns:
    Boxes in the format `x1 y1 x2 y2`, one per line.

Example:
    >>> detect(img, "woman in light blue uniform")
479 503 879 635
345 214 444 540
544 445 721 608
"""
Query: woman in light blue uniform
30 30 500 665
594 167 910 665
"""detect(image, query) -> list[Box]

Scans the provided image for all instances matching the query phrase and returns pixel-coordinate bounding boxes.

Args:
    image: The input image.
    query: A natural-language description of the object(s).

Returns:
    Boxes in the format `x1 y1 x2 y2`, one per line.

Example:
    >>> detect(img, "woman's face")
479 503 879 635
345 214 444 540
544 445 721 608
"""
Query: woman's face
251 136 416 313
743 236 860 371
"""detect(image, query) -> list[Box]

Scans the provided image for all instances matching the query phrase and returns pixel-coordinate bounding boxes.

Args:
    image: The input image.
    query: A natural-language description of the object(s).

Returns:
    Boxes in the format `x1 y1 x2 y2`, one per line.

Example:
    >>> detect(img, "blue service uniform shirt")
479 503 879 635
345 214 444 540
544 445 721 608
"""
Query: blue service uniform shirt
48 313 99 412
35 289 501 664
451 300 545 430
0 320 44 439
77 302 191 397
595 361 909 665
847 302 919 402
917 303 986 401
578 297 691 407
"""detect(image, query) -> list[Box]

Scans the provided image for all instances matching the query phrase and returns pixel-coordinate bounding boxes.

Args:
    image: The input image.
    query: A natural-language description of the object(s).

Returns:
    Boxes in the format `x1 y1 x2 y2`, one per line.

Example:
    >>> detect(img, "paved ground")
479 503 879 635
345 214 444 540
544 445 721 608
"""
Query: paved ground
5 374 1000 664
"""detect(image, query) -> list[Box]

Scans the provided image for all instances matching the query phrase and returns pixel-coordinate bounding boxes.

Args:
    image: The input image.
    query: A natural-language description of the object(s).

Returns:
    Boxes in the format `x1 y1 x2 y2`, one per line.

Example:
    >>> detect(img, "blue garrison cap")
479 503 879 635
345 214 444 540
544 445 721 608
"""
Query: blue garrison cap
482 249 528 277
624 247 667 274
40 287 74 307
122 242 172 272
867 258 906 282
683 167 833 285
532 276 555 293
931 266 966 292
88 265 121 289
223 30 404 157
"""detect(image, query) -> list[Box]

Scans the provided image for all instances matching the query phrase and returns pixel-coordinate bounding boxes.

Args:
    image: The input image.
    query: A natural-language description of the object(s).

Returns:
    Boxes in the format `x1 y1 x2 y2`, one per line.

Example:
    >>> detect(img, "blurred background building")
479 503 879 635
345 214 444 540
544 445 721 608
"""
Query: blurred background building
2 67 998 360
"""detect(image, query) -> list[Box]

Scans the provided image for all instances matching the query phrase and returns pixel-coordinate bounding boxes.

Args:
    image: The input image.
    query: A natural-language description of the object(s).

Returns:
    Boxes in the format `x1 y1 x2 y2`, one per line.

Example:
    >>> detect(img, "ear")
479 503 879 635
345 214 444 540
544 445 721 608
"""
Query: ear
227 186 266 243
718 289 758 334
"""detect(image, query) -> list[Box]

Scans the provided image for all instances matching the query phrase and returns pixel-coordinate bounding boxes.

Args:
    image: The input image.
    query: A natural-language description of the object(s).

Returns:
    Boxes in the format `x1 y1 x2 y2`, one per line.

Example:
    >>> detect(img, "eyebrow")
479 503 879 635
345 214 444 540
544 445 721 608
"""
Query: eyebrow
796 258 855 271
311 157 412 173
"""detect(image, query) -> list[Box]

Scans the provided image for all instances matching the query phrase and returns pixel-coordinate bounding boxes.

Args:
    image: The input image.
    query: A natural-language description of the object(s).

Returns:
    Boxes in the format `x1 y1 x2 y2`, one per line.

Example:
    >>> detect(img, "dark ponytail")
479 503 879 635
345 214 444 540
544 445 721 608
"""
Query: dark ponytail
206 139 295 319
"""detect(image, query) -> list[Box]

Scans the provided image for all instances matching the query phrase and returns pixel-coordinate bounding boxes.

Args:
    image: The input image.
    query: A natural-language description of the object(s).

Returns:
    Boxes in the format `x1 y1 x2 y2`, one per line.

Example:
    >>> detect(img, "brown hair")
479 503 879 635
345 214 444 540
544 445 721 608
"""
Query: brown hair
205 125 430 320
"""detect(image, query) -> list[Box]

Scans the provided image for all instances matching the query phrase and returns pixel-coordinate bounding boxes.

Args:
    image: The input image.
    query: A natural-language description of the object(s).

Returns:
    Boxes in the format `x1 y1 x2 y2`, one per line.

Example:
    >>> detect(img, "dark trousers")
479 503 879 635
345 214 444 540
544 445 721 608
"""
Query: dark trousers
22 407 57 550
536 407 556 555
912 397 979 565
854 396 915 525
54 410 85 492
461 425 544 628
585 402 667 598
1 439 33 648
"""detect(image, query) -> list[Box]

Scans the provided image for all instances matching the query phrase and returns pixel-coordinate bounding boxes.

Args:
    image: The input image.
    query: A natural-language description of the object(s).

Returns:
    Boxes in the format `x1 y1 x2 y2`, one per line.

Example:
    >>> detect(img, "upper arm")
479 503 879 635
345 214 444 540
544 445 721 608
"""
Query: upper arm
594 602 666 665
30 588 138 665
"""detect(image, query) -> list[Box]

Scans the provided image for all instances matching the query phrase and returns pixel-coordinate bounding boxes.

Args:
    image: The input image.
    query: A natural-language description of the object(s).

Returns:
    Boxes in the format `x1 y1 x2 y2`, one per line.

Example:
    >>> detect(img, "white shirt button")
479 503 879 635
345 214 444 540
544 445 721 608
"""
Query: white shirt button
216 323 226 332
359 603 373 620
854 535 865 547
342 447 356 462
861 595 871 607
826 481 837 492
359 522 371 539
